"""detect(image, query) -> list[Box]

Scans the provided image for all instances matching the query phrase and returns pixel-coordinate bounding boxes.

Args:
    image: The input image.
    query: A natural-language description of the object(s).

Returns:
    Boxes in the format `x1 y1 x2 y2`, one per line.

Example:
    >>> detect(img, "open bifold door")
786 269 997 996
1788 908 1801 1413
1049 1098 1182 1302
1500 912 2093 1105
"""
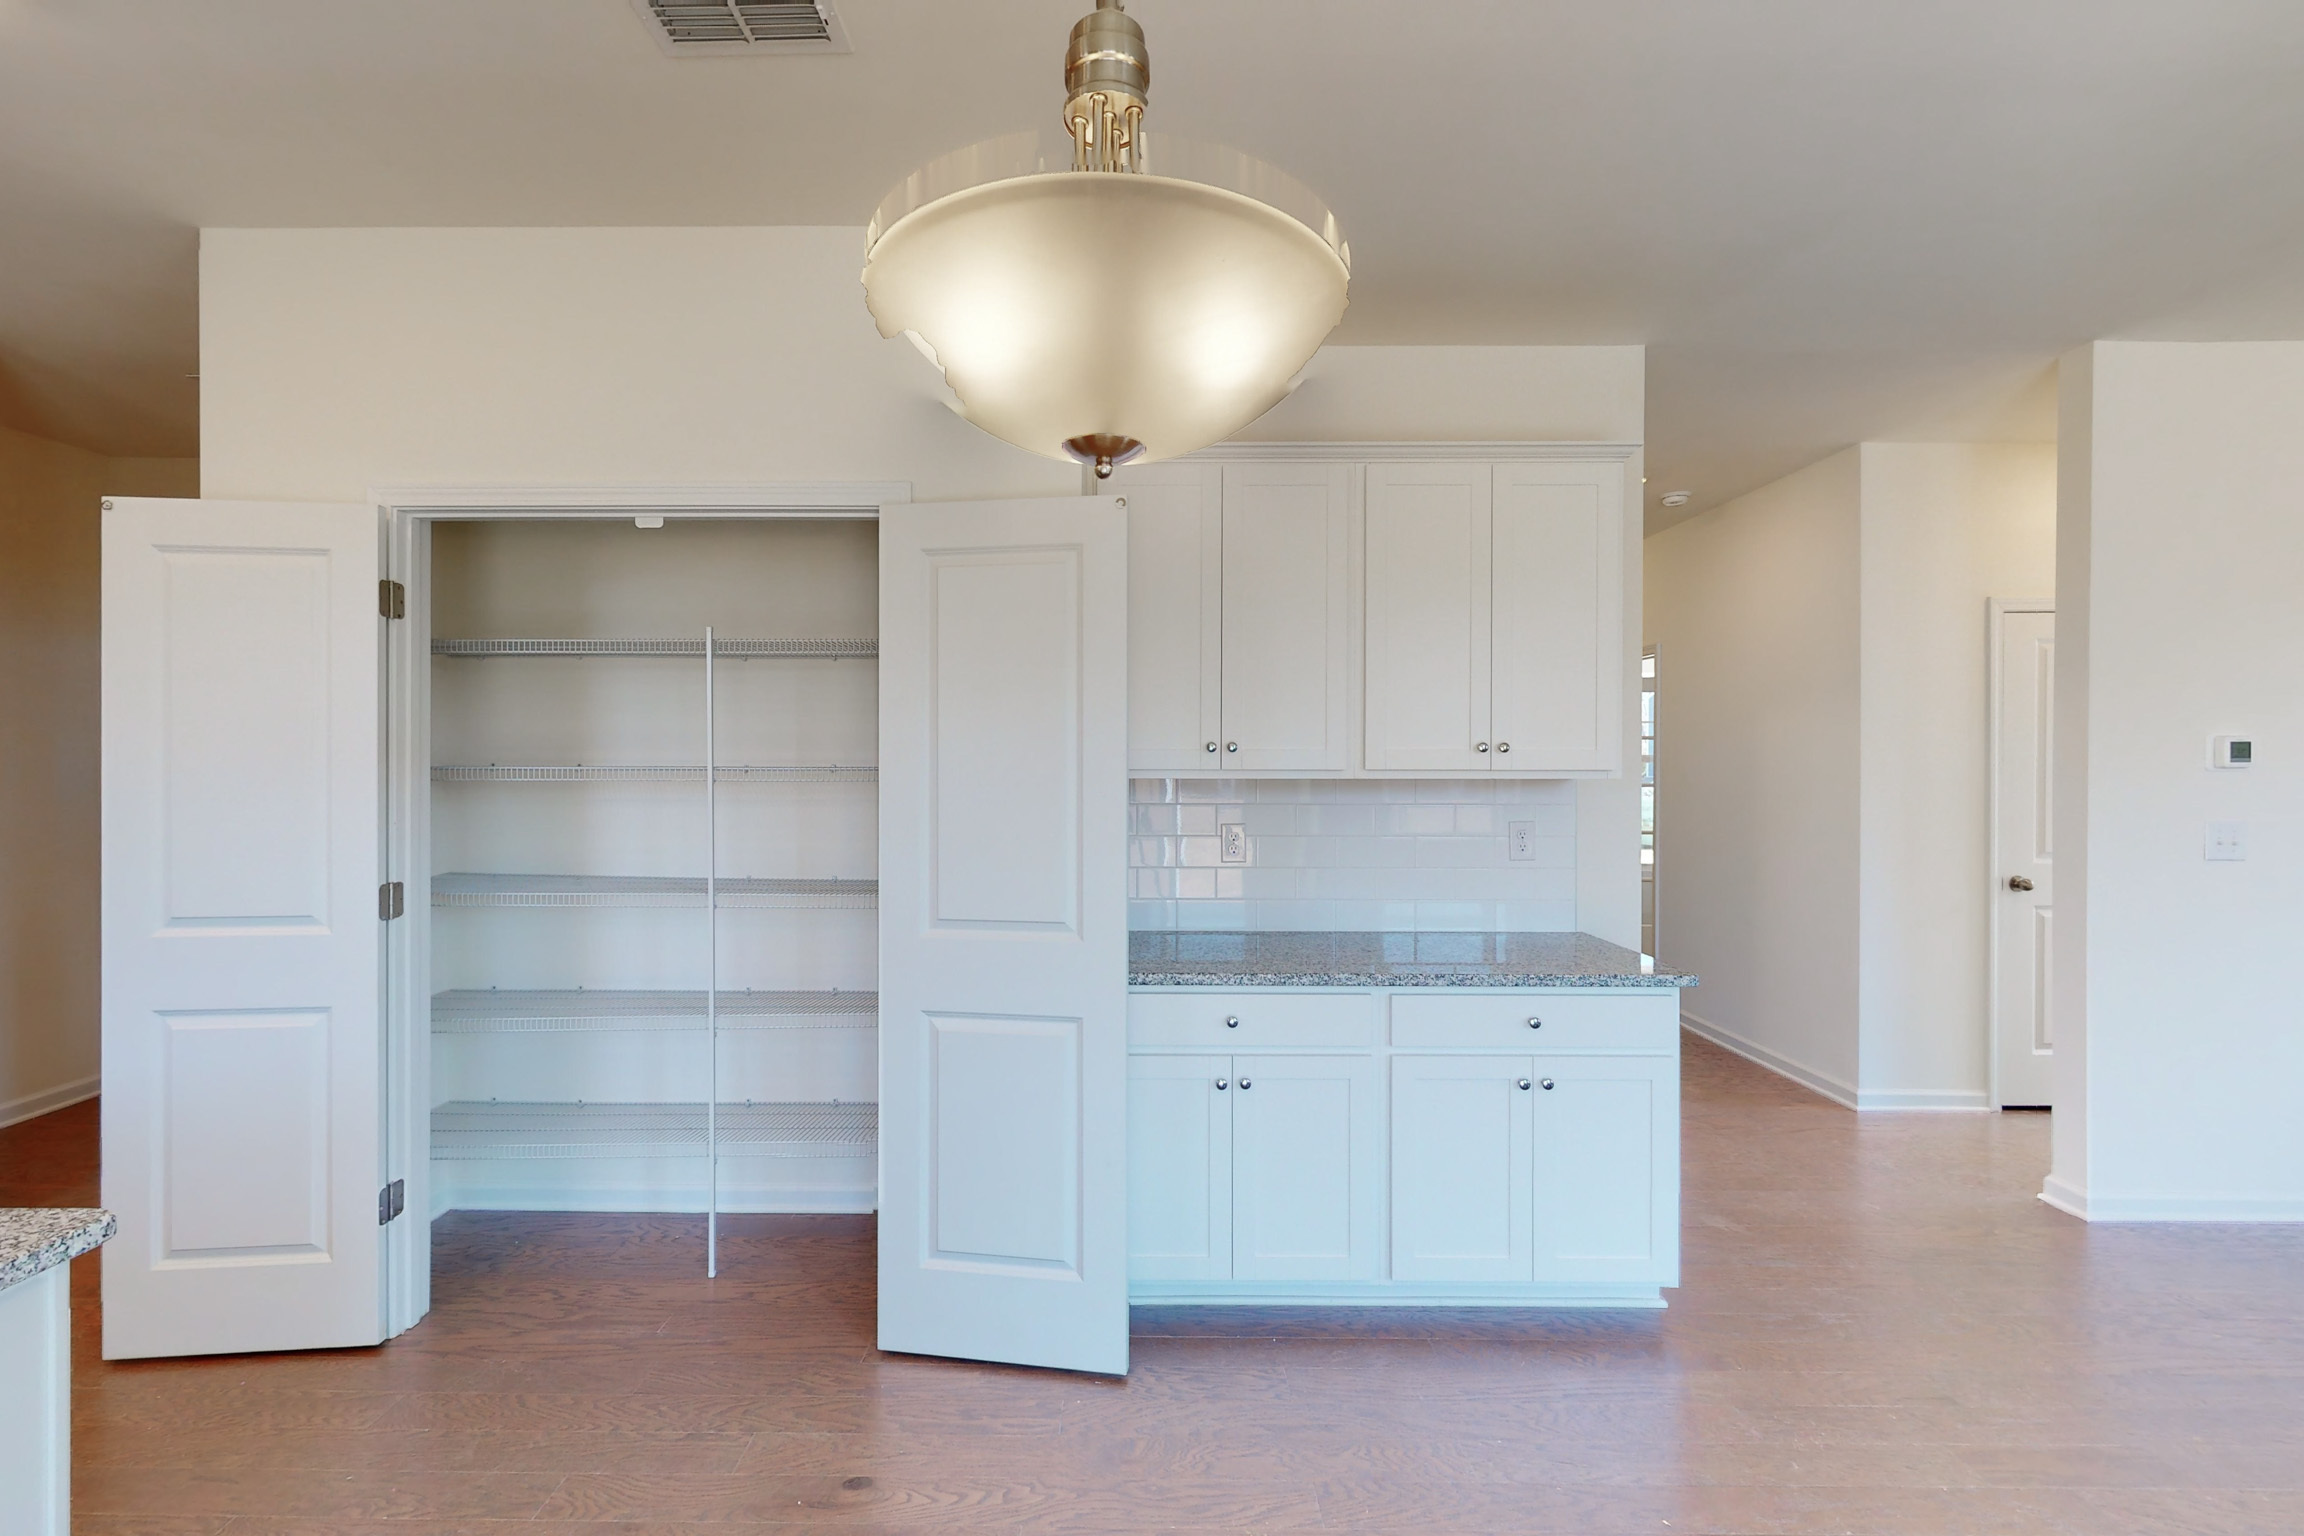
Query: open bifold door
101 498 388 1358
877 496 1131 1375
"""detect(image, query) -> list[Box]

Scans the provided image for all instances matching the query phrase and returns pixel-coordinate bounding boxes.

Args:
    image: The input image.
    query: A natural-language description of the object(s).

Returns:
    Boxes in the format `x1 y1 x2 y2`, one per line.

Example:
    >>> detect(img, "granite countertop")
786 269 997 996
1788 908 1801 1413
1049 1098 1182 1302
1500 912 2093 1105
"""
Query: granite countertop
1129 931 1697 989
0 1208 116 1296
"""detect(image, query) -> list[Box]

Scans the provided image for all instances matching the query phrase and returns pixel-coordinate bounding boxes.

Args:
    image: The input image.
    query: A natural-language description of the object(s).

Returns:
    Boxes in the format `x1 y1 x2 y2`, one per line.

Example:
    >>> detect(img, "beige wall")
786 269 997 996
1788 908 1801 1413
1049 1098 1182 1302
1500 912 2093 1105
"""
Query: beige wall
1856 443 2057 1106
197 225 1648 945
0 423 196 1125
2050 341 2304 1219
1645 448 1864 1098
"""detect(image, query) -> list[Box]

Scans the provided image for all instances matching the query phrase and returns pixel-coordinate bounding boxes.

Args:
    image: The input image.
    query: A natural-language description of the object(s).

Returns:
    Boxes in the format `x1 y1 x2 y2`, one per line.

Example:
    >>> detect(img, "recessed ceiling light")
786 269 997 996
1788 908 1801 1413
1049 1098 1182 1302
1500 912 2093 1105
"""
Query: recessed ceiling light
1660 491 1691 508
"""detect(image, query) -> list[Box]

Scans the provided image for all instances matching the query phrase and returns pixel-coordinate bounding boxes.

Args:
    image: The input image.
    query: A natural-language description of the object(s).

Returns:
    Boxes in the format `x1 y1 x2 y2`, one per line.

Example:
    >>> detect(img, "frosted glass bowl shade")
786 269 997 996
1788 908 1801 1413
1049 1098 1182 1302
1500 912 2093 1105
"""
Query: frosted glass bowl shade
863 144 1350 466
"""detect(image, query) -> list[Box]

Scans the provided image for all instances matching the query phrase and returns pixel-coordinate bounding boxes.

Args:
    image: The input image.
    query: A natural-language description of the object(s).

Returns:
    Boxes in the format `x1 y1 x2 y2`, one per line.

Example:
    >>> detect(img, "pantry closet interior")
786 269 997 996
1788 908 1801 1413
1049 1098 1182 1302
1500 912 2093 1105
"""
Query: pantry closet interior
410 512 881 1276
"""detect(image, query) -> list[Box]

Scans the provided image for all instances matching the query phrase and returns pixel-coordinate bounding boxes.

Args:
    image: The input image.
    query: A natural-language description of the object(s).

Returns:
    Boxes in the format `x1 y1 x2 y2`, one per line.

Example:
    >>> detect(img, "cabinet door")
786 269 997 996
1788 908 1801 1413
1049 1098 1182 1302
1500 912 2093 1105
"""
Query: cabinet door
1231 1054 1379 1281
1490 461 1625 773
1530 1055 1677 1284
1122 464 1224 773
1219 463 1351 772
1364 463 1493 771
1126 1055 1233 1281
1390 1055 1534 1282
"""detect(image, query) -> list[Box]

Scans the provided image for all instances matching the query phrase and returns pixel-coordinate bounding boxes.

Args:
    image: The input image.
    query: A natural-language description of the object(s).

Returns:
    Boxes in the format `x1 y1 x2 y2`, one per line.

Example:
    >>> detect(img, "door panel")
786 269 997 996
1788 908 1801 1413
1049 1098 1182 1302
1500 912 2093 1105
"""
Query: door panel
1994 609 2055 1108
1230 1054 1378 1281
1365 464 1492 771
1126 1055 1232 1281
1219 463 1350 772
1390 1055 1533 1283
101 497 382 1359
1490 462 1625 772
1122 464 1224 773
1530 1056 1676 1284
878 497 1129 1375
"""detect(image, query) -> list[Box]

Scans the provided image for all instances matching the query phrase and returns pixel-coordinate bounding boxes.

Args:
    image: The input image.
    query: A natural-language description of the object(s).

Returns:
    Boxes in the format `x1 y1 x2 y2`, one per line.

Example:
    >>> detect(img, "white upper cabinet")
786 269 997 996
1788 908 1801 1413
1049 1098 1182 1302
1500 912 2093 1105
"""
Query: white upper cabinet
1490 461 1625 773
1218 463 1352 773
1364 463 1493 771
1122 464 1224 773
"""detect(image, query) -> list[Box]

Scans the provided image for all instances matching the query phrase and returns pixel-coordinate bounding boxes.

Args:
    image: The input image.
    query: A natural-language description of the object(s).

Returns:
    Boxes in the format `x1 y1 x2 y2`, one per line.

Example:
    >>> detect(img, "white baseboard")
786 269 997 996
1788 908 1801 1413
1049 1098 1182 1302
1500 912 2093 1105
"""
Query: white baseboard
0 1075 98 1130
1854 1086 1991 1112
1678 1011 1857 1109
2040 1177 2304 1223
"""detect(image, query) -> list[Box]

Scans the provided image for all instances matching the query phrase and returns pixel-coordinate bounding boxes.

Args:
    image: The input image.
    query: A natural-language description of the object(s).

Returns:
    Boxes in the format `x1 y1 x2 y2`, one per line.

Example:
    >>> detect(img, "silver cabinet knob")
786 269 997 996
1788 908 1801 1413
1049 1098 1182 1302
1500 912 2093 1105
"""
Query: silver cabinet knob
1226 741 1239 753
1517 1078 1532 1090
1475 742 1490 753
1205 741 1219 753
1224 1015 1240 1029
1497 742 1510 753
1215 1078 1229 1090
1539 1078 1555 1091
1528 1017 1543 1029
2008 876 2035 891
1238 1078 1252 1089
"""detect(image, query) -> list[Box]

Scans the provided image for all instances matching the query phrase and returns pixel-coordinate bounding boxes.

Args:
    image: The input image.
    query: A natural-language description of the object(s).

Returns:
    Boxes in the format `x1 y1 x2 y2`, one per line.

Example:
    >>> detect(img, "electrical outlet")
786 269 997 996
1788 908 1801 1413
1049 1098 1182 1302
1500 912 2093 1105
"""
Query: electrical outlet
2206 821 2247 861
1219 823 1248 863
1508 821 1536 861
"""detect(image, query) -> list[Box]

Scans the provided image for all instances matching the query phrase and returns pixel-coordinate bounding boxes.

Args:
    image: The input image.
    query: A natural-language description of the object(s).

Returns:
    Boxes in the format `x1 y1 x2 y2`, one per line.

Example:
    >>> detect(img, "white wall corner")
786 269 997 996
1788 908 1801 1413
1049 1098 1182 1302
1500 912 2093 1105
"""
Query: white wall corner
0 1075 100 1130
1680 1011 1858 1111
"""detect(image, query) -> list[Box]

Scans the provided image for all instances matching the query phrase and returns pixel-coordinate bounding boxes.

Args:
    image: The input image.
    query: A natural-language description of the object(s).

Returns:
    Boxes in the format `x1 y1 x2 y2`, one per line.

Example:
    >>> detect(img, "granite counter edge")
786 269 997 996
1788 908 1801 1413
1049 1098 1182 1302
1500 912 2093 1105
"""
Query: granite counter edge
1128 972 1696 990
0 1209 117 1296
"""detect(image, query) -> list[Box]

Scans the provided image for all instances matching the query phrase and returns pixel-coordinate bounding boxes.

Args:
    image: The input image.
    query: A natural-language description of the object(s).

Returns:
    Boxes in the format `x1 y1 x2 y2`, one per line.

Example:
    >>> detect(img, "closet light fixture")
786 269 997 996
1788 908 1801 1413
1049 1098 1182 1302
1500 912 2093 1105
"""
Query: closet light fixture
860 0 1350 477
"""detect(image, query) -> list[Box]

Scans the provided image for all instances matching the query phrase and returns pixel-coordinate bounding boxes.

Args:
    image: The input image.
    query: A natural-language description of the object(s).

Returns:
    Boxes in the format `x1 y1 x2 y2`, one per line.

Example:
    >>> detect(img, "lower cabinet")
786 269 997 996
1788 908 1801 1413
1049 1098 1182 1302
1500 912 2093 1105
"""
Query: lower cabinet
1390 1053 1675 1286
1126 1053 1380 1284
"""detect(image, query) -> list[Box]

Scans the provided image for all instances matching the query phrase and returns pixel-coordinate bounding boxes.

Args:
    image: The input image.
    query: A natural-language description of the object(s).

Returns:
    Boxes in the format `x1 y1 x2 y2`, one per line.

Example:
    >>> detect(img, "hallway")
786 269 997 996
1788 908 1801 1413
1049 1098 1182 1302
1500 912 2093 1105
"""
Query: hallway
11 1037 2302 1533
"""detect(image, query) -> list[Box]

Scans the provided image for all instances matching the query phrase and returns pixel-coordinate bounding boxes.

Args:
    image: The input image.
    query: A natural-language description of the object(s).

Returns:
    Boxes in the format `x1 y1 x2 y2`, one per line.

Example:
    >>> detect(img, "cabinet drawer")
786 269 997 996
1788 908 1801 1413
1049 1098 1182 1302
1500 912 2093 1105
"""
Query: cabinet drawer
1129 992 1379 1048
1389 992 1678 1052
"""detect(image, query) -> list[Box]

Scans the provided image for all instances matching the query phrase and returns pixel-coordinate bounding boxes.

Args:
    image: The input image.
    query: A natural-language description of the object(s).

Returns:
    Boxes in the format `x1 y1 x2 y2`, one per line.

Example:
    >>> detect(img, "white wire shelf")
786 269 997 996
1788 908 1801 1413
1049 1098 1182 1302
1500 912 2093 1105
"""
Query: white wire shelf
430 1100 878 1160
433 637 875 658
431 873 878 909
431 988 877 1033
431 764 876 783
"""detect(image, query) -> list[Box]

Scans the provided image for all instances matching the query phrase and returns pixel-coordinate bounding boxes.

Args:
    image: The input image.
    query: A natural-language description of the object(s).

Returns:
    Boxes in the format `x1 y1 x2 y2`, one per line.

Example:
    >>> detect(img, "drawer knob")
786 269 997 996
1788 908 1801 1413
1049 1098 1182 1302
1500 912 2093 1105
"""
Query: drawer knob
1224 1015 1240 1028
1239 1079 1252 1089
1517 1078 1531 1091
1527 1017 1543 1029
1539 1078 1555 1091
1215 1078 1229 1090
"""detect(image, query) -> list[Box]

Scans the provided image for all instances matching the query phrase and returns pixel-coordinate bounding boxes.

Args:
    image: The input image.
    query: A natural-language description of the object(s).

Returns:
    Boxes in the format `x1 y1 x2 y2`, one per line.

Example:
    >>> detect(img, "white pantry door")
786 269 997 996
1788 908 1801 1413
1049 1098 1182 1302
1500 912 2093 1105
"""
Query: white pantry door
1994 607 2056 1108
877 496 1130 1375
101 498 385 1359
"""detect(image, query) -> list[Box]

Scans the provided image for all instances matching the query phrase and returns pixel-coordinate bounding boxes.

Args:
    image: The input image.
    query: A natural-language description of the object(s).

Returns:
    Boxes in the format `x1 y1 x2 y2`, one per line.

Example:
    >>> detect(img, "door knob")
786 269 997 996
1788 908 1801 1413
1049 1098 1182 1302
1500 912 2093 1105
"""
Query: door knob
2007 876 2035 891
1517 1078 1532 1090
1215 1078 1228 1090
1539 1078 1555 1091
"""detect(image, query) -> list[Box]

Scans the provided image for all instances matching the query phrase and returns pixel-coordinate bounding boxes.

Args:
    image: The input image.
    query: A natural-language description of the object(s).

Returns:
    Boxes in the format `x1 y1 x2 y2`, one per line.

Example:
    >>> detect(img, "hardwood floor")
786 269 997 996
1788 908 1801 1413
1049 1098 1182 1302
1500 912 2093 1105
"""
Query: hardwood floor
11 1038 2304 1533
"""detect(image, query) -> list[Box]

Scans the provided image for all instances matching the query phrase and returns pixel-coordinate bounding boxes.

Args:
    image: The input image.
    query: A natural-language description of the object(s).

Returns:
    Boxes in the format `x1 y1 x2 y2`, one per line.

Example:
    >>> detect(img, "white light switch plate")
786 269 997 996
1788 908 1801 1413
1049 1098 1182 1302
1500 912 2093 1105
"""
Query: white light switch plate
2206 821 2247 861
1508 821 1536 861
1219 823 1247 863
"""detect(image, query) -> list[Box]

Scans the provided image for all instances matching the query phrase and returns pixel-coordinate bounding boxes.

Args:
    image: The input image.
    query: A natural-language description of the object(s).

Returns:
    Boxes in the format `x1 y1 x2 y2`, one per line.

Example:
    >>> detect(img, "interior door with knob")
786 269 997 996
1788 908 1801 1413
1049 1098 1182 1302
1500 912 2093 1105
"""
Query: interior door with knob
877 495 1130 1375
1992 605 2056 1108
101 497 387 1359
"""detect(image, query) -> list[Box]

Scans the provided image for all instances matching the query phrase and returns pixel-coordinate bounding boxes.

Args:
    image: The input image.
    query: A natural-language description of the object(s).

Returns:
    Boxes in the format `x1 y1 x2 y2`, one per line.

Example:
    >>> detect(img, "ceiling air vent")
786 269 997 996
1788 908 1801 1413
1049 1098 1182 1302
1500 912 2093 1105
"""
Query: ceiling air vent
633 0 850 56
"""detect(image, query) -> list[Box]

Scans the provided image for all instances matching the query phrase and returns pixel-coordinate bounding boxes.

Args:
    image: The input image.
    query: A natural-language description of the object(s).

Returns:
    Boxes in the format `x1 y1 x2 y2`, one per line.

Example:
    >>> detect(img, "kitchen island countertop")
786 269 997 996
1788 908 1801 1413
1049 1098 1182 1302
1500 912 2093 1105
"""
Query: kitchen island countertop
1128 931 1695 990
0 1208 114 1297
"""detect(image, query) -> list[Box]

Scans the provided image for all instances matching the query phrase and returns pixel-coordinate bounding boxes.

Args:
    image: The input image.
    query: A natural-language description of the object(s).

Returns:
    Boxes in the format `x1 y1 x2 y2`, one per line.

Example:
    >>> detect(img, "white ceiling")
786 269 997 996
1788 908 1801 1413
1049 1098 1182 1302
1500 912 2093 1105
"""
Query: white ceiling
4 0 2303 522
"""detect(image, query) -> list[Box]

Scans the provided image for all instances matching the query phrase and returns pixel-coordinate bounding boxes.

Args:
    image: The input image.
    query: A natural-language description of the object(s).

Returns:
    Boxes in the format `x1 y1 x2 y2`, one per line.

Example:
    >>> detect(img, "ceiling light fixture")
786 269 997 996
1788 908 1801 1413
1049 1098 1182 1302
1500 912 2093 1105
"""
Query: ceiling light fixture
860 1 1351 477
1660 492 1692 508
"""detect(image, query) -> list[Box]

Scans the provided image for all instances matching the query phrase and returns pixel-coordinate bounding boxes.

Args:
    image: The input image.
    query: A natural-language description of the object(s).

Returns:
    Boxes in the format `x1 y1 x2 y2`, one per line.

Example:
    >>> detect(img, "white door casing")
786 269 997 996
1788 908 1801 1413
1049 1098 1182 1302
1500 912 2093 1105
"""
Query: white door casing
877 496 1129 1375
1364 463 1492 771
1992 605 2056 1109
100 497 385 1359
1218 463 1350 772
1122 463 1223 773
1490 461 1625 772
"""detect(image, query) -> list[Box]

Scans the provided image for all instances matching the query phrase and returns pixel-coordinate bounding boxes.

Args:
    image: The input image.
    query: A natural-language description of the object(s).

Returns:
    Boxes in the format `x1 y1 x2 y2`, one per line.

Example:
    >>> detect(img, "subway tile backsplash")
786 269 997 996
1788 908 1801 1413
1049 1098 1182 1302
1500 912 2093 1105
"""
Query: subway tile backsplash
1129 778 1577 933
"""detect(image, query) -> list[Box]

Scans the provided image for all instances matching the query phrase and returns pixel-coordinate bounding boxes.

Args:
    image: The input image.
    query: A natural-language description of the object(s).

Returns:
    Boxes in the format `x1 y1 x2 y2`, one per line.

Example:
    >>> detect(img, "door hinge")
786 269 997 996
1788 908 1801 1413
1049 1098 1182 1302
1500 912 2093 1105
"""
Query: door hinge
379 881 405 920
379 579 405 620
378 1178 405 1225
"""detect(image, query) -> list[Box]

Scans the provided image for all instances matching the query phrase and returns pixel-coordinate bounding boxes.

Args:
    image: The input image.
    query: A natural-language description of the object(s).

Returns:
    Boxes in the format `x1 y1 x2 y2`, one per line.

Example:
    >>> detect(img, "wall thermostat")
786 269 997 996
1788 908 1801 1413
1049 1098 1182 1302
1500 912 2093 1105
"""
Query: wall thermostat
2212 736 2253 769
